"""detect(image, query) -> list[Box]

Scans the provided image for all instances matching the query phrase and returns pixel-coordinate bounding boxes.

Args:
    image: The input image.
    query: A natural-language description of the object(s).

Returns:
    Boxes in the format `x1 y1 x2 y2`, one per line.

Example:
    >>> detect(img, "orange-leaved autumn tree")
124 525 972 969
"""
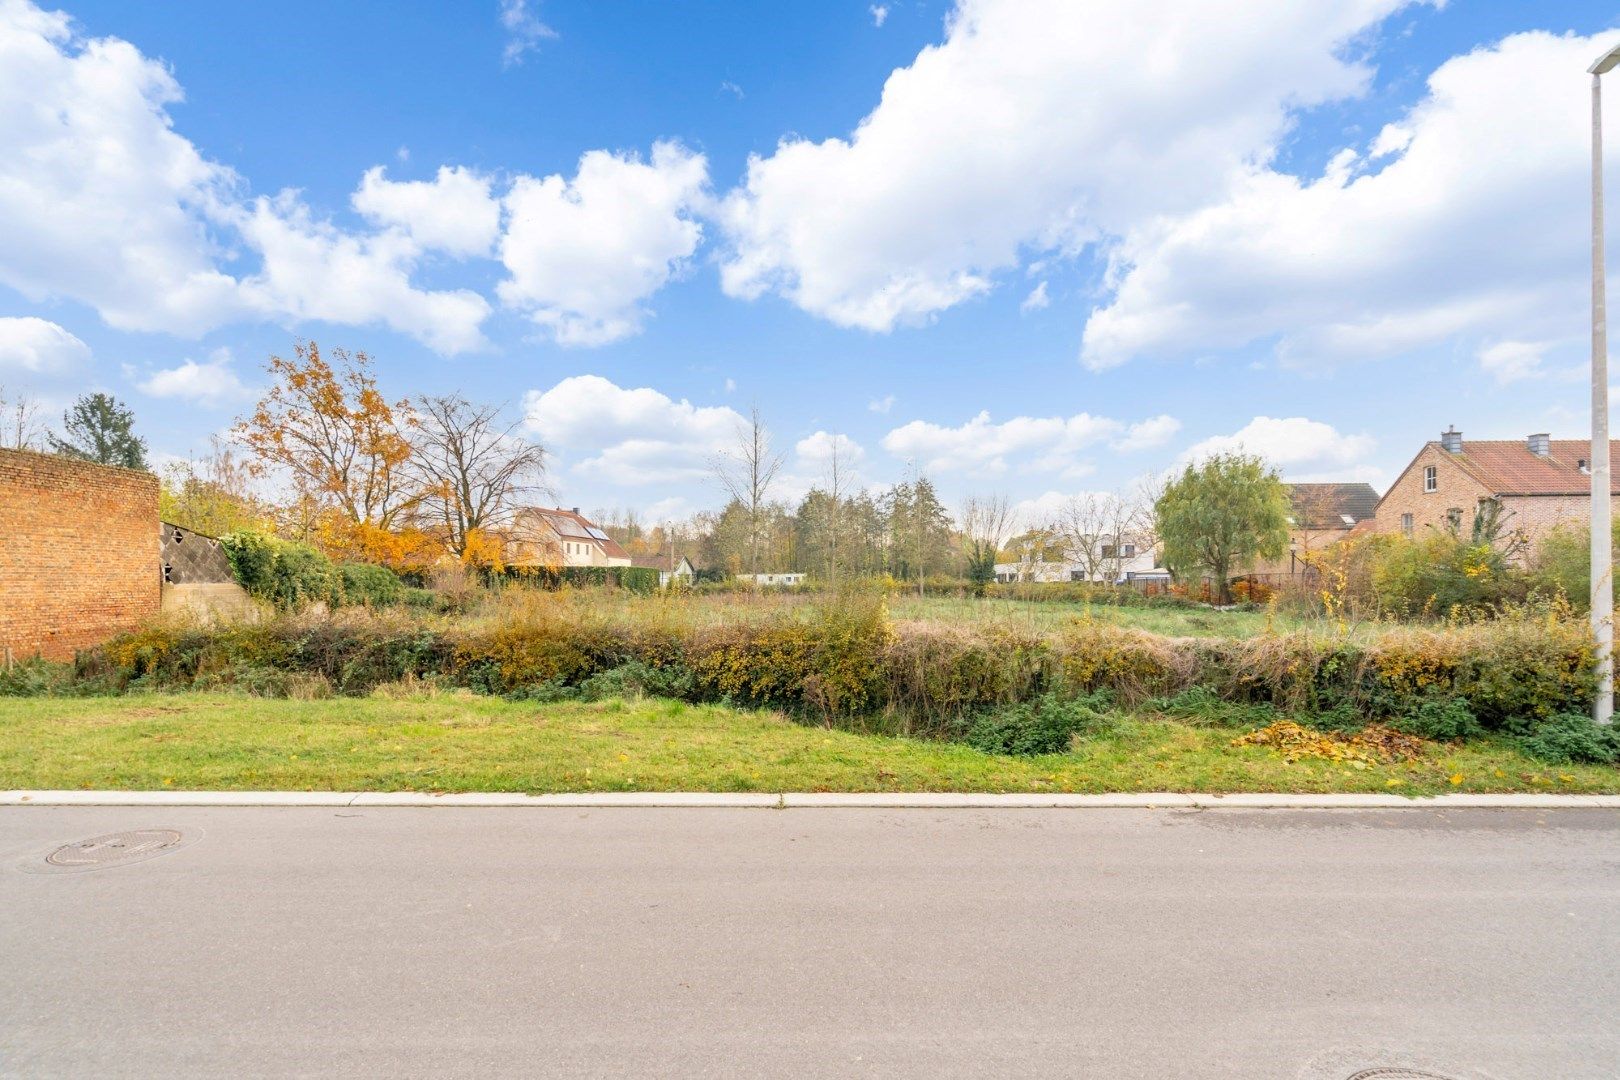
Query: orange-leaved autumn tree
235 342 424 564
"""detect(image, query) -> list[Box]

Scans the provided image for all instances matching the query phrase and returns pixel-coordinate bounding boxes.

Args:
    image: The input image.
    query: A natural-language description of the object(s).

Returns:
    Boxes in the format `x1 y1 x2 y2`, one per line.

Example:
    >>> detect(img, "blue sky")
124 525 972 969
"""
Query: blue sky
2 0 1619 524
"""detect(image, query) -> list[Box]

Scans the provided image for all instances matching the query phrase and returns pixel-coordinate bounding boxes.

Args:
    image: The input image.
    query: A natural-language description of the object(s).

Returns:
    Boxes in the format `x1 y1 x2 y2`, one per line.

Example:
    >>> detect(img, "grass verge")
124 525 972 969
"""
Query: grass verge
2 692 1615 795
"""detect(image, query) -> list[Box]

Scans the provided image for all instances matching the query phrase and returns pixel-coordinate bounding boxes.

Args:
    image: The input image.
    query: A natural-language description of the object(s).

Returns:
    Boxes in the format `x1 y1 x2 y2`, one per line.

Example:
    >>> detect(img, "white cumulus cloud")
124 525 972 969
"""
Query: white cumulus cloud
352 166 502 259
0 3 710 355
522 374 744 485
232 193 493 355
884 409 1116 477
0 316 90 373
136 347 251 406
499 142 711 346
1181 416 1377 481
795 430 866 467
1113 414 1181 453
1081 31 1606 372
0 2 245 335
719 0 1421 332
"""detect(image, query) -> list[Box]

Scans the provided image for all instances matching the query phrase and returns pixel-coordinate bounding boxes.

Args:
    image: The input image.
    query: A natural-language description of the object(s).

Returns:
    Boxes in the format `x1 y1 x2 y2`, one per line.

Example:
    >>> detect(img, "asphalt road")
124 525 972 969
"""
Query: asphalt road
1 806 1616 1079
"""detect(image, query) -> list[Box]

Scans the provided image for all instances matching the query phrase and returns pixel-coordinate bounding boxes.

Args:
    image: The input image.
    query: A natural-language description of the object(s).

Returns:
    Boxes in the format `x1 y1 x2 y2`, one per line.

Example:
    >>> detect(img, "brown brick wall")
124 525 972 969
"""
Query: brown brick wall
0 448 160 661
1375 444 1493 539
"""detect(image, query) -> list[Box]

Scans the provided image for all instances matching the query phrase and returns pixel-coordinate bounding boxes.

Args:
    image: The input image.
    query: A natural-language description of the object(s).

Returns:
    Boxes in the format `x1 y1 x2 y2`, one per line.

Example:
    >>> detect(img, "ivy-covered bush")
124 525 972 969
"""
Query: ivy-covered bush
219 532 340 609
220 532 418 611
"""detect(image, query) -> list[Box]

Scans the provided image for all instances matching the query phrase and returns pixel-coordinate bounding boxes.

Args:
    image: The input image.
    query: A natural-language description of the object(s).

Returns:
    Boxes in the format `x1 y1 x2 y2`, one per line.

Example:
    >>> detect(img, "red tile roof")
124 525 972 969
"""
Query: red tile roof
1440 440 1620 497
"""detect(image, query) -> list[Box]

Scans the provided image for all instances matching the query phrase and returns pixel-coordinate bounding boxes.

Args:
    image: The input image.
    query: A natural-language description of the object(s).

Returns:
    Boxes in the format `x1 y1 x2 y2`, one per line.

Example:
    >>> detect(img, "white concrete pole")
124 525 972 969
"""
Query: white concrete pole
1593 71 1614 725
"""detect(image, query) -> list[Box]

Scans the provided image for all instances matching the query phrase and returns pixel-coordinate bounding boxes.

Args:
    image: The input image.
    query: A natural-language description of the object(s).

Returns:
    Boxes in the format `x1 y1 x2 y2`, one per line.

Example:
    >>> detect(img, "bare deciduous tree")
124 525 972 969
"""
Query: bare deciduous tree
823 435 852 585
1054 491 1136 582
960 493 1016 593
409 394 547 558
711 405 784 578
0 384 47 450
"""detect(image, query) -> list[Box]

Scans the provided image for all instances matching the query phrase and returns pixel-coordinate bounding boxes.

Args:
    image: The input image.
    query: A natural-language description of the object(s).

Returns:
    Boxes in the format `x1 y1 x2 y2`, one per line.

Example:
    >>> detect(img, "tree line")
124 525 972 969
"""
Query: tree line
7 346 1306 597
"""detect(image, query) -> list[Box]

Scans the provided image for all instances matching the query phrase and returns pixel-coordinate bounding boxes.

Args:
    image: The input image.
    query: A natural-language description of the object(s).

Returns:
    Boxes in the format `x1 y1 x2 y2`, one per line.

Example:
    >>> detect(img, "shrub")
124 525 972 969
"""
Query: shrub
493 564 662 594
1389 696 1483 741
964 693 1110 756
1055 621 1189 704
689 622 816 710
1517 713 1620 765
1370 532 1525 617
577 661 694 702
339 562 406 606
801 594 894 717
0 658 76 696
54 588 1609 757
882 622 1053 734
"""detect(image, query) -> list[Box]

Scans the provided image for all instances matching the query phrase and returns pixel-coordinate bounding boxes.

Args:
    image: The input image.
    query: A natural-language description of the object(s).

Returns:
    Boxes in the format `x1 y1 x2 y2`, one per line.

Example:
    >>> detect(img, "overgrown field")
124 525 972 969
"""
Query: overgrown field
2 692 1615 794
6 588 1614 775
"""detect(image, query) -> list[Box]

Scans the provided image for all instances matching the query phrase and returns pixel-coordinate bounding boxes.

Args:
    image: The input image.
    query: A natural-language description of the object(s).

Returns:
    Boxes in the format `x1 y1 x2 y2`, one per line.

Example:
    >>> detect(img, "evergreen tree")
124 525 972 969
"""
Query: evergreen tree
50 393 148 470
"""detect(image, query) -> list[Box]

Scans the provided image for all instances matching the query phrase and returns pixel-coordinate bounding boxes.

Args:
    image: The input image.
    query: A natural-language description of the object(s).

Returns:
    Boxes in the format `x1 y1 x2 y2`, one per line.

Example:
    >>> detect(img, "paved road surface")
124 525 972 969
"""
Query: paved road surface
2 806 1616 1078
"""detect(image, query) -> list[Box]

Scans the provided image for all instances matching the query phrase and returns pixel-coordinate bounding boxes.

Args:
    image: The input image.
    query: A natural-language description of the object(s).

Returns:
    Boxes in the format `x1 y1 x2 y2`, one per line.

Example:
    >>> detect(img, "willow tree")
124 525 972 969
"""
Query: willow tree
1155 452 1289 604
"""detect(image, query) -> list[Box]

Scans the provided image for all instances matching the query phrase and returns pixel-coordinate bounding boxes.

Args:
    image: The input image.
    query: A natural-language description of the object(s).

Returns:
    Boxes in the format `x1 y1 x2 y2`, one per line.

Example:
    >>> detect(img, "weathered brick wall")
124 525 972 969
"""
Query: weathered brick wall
0 448 159 661
1496 493 1618 542
1374 444 1491 538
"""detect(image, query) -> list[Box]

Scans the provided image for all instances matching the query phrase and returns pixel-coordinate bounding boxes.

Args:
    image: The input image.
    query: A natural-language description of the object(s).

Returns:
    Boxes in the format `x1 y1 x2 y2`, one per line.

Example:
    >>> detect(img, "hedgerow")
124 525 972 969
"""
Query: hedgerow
56 592 1599 745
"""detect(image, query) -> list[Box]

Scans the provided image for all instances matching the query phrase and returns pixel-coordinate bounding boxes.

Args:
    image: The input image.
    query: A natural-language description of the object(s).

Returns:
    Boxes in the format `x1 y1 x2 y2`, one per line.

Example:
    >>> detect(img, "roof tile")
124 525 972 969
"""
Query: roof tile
1440 440 1620 496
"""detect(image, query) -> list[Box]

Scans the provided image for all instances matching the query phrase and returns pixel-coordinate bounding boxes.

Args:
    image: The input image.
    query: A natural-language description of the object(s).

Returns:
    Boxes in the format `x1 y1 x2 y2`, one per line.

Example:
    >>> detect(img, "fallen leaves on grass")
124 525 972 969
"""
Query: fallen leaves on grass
1232 721 1428 766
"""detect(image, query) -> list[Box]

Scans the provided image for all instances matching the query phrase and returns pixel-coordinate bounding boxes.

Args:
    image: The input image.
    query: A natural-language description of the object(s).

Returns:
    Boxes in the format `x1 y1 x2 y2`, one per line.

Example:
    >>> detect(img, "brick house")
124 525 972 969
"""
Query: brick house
1373 428 1620 547
509 506 632 568
1244 482 1381 580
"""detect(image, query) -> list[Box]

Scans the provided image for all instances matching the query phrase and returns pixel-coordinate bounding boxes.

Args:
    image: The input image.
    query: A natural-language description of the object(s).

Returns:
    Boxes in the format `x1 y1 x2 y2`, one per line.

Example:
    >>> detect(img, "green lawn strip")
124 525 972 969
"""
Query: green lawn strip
3 693 1615 794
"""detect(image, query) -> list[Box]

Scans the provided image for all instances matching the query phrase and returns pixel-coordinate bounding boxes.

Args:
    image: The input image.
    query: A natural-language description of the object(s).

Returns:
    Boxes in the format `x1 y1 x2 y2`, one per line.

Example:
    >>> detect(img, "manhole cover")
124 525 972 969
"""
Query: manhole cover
45 829 184 869
1347 1070 1461 1080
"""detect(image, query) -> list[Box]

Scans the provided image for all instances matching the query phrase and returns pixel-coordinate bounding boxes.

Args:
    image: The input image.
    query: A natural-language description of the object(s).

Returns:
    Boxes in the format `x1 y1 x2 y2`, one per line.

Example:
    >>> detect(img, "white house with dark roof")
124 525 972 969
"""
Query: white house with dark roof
631 553 697 588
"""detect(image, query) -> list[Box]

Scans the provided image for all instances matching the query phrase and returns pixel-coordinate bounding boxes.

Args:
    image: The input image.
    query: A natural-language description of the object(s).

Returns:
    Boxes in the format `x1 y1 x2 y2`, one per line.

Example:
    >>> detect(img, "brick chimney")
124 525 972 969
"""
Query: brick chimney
1440 426 1463 454
1527 433 1551 457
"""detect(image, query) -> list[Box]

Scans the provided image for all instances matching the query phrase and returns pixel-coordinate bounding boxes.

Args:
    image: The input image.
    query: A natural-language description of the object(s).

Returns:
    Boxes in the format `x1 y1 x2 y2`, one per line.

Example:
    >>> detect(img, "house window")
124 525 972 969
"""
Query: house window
1101 544 1117 559
1401 512 1414 537
1446 508 1462 529
1423 466 1437 493
1122 544 1136 558
1070 570 1085 582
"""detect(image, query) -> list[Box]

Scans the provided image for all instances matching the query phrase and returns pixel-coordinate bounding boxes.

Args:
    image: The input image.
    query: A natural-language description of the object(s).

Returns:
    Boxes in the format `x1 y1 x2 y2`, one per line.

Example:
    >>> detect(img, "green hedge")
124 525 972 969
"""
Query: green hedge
73 603 1596 743
491 564 663 594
